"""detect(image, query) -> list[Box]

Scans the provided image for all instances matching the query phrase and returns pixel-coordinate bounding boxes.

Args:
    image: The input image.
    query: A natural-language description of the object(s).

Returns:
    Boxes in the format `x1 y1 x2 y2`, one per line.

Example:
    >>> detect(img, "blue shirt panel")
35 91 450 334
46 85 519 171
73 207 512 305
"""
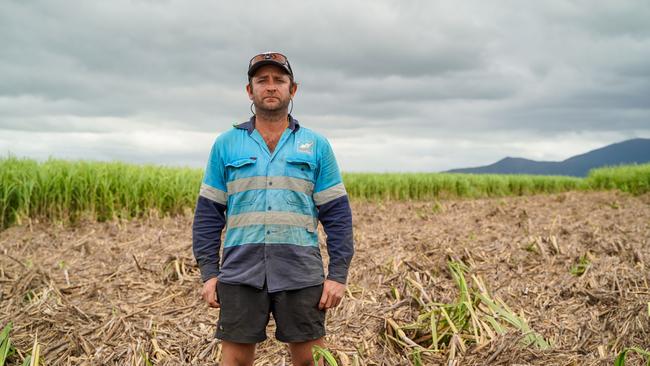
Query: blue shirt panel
224 224 318 247
226 189 315 217
193 117 352 292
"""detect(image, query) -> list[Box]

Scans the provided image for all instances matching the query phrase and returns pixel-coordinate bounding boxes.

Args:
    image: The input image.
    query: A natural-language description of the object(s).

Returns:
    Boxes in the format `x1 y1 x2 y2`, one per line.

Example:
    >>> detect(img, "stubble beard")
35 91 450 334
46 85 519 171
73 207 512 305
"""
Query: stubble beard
253 95 291 121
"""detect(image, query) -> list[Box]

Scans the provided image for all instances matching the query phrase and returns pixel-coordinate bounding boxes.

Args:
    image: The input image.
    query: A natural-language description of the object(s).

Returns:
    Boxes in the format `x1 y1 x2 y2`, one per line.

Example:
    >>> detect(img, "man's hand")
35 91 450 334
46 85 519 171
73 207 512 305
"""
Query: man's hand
202 277 220 308
318 279 346 310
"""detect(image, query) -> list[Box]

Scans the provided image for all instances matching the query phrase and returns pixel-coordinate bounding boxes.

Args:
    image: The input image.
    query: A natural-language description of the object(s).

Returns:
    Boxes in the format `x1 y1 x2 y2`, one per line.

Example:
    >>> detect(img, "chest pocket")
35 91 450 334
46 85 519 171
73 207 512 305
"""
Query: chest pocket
226 158 257 177
285 156 316 182
282 157 315 209
226 158 258 207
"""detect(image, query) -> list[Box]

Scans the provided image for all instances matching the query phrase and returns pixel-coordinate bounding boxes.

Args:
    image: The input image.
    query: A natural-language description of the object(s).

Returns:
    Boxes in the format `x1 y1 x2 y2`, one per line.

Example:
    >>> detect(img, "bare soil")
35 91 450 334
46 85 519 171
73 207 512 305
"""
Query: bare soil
1 191 649 365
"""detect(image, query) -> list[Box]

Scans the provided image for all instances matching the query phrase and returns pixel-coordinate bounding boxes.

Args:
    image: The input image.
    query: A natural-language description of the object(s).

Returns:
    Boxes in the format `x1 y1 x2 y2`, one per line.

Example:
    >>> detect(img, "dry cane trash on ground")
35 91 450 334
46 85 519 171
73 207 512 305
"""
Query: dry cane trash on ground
384 259 550 365
0 191 649 365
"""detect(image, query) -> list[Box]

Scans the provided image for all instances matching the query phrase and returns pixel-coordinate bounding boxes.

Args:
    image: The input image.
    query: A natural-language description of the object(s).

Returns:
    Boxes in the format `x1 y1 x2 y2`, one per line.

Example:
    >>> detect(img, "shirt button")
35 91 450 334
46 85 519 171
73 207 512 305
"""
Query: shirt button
268 206 272 210
266 230 270 234
268 181 273 186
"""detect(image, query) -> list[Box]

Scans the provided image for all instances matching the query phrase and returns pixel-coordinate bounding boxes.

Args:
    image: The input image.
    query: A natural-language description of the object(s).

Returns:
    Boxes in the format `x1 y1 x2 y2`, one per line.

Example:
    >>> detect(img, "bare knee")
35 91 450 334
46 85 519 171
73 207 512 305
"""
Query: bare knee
289 338 325 366
220 341 256 366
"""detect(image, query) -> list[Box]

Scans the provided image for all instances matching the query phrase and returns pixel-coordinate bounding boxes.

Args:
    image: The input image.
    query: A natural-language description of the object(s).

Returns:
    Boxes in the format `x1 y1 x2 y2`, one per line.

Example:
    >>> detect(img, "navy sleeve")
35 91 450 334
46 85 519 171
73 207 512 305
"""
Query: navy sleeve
192 138 228 283
317 194 354 284
192 196 227 282
313 137 354 284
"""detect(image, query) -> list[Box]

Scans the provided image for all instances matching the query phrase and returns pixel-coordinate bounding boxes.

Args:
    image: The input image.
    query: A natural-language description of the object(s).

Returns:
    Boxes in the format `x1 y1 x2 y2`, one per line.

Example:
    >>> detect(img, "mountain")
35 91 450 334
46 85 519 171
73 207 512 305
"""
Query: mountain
446 138 650 177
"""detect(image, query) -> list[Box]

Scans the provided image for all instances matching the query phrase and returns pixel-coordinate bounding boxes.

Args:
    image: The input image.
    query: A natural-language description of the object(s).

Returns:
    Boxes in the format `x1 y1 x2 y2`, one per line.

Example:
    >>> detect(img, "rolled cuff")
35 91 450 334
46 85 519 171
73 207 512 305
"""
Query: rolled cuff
326 264 349 284
199 265 220 283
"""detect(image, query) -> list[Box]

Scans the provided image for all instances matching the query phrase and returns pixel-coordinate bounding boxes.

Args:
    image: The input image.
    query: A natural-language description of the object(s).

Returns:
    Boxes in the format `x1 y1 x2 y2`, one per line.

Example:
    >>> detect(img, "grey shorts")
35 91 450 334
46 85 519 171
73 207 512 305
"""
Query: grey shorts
215 281 326 343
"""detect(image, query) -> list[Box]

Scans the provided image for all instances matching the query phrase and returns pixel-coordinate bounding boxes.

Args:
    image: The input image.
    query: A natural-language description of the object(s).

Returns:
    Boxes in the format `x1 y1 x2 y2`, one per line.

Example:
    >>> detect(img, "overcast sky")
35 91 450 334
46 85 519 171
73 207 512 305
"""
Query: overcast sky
1 1 648 172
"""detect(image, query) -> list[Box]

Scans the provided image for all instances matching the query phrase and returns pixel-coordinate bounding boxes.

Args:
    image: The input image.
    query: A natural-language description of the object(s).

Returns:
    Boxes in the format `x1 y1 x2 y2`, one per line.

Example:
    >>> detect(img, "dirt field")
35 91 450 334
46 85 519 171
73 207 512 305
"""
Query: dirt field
1 191 649 365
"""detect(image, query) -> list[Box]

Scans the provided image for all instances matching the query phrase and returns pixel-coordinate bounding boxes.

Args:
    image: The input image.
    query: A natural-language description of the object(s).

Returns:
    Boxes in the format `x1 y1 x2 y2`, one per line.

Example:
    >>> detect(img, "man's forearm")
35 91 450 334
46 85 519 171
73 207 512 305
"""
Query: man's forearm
317 195 354 284
192 196 227 282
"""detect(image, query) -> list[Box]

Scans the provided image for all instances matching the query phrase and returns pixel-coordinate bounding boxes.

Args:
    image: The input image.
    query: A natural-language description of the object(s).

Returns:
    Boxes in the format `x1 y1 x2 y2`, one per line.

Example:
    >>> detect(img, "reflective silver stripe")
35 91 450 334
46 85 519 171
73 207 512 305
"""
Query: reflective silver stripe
227 176 314 196
228 211 317 232
313 182 347 206
199 183 228 205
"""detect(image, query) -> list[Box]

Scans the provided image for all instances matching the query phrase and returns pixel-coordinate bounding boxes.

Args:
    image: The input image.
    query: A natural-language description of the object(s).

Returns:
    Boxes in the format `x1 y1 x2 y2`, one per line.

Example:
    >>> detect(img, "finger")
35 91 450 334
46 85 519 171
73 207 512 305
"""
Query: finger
319 290 328 310
325 292 335 309
333 292 343 307
202 290 208 303
208 291 220 308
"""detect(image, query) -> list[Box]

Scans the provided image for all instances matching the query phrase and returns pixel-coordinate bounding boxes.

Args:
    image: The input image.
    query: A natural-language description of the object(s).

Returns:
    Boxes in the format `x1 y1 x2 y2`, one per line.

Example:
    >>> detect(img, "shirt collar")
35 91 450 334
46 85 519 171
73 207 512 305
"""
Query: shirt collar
234 115 300 135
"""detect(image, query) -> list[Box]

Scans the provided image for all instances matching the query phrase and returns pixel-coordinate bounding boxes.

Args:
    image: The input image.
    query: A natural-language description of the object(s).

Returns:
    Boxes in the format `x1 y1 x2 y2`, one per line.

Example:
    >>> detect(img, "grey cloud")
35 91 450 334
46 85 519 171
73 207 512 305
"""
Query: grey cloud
541 1 650 38
0 0 648 171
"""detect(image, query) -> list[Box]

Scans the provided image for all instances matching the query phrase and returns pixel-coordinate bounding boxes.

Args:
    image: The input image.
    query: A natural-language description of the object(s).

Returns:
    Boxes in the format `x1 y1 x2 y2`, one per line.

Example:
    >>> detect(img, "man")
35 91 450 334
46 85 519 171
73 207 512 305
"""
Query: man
192 52 354 366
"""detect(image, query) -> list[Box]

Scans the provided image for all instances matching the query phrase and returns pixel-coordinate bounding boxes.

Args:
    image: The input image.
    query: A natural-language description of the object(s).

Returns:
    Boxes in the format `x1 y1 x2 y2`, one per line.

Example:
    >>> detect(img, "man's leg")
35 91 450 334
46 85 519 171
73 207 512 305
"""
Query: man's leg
221 341 256 366
288 337 325 366
272 284 327 366
216 282 270 365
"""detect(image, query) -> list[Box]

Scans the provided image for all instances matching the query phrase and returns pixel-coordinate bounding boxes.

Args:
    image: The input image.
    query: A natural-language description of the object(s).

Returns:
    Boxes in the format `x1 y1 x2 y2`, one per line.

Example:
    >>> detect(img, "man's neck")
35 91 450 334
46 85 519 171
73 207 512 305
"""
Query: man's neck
255 112 289 135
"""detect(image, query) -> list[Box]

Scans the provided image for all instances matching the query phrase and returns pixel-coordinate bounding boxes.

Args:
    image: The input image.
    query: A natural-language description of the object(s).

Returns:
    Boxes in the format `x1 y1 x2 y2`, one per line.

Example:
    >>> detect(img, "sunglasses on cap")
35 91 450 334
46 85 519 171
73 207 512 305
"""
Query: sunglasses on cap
248 52 293 77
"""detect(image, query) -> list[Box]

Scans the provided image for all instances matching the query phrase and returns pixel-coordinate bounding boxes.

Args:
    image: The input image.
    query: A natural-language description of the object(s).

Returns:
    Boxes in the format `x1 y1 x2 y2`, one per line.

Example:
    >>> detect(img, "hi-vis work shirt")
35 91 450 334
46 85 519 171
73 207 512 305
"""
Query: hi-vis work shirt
192 116 354 292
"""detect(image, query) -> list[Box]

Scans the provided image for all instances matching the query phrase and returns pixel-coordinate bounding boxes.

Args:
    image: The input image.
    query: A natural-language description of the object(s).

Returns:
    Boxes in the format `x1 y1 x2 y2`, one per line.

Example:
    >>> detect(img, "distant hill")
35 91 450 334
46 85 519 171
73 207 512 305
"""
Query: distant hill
446 138 650 177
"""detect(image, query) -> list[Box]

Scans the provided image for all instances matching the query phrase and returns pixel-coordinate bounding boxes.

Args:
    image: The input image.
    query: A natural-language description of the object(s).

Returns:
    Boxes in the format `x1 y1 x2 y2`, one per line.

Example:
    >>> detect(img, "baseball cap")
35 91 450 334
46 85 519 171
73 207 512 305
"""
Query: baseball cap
248 52 293 78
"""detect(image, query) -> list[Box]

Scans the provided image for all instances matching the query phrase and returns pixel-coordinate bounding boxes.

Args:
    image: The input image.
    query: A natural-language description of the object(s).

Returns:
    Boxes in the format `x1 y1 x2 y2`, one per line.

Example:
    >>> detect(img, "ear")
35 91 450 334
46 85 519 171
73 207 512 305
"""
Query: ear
290 82 298 98
246 83 253 100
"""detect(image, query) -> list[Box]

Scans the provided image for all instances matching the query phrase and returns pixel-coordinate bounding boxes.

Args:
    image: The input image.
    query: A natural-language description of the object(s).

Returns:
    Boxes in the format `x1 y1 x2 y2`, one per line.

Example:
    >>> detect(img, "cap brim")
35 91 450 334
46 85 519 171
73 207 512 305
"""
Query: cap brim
248 60 292 77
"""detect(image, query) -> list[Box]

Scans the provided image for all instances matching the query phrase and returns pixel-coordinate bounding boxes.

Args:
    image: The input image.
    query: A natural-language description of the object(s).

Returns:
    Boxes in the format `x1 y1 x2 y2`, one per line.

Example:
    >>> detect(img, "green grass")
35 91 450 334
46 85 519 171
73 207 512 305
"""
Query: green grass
569 254 591 276
312 345 339 366
0 322 40 366
0 322 14 366
1 155 649 229
614 347 650 366
586 163 650 196
343 172 586 200
0 156 201 229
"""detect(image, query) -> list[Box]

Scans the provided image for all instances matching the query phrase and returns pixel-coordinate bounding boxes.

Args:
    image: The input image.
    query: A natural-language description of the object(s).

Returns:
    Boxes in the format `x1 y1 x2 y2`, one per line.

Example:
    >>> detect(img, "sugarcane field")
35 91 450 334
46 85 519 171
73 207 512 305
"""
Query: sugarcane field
5 2 650 365
2 169 649 365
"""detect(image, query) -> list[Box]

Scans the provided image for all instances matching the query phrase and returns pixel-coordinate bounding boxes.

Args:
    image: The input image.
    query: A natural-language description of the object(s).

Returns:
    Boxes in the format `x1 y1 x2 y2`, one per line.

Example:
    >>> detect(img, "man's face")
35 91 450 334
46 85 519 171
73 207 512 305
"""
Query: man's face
246 65 297 114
